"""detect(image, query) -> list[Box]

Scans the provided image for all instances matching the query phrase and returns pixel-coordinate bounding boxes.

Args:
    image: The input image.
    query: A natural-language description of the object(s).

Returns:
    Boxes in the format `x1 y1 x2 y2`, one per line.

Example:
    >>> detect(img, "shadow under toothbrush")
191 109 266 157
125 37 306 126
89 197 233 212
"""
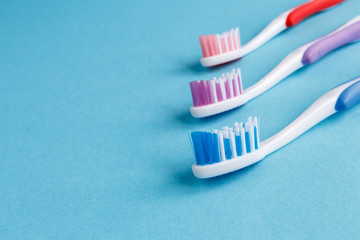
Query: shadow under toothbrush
185 60 210 74
171 113 347 191
172 159 264 190
185 58 242 73
169 56 241 75
173 104 246 127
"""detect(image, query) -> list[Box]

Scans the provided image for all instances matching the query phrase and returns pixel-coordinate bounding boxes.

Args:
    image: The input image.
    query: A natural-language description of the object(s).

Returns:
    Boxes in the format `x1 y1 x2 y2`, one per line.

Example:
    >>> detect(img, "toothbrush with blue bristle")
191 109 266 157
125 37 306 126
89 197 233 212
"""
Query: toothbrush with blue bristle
190 76 360 178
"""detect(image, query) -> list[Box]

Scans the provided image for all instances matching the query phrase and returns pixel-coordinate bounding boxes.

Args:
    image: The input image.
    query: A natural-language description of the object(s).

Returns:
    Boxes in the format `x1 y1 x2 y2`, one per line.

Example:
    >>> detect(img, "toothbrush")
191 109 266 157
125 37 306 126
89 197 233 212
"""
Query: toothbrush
199 0 346 67
190 16 360 118
189 76 360 178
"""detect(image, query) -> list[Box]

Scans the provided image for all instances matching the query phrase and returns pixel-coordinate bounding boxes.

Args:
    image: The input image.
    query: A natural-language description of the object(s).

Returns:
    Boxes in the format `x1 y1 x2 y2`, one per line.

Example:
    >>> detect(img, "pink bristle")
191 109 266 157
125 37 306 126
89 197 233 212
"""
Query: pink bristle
197 81 204 106
231 31 237 50
205 80 213 104
225 80 231 99
199 28 241 58
190 81 199 107
232 78 237 96
190 68 243 107
211 35 219 56
207 35 214 56
199 36 209 58
196 81 203 106
216 82 223 102
221 36 226 54
199 80 209 105
227 34 233 52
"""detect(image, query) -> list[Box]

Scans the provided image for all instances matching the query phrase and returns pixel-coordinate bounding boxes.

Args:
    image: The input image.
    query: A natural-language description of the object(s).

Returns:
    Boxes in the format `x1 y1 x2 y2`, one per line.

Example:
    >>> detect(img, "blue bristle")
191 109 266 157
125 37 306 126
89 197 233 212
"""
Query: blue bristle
254 126 259 150
223 138 232 159
191 131 221 165
203 132 213 164
235 135 242 156
190 117 261 165
211 133 220 163
201 133 211 164
191 132 206 165
245 131 251 153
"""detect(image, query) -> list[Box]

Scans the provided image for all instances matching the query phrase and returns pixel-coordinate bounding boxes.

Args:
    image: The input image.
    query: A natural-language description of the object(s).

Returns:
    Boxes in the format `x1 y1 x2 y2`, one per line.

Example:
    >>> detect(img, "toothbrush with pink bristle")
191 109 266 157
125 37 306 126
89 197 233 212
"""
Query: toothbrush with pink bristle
190 16 360 118
199 0 346 67
189 76 360 178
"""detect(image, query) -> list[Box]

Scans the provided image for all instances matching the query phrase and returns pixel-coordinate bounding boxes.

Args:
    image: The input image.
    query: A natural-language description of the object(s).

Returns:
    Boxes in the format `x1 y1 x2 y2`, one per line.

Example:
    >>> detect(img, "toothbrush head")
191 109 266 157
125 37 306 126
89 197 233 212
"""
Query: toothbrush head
189 117 261 178
189 68 243 108
199 27 241 59
199 28 241 67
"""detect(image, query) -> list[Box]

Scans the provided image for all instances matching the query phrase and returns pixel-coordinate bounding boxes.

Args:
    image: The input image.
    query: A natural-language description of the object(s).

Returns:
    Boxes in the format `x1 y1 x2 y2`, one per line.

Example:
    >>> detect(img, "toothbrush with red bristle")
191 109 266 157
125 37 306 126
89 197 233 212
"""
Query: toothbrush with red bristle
190 16 360 118
199 0 346 67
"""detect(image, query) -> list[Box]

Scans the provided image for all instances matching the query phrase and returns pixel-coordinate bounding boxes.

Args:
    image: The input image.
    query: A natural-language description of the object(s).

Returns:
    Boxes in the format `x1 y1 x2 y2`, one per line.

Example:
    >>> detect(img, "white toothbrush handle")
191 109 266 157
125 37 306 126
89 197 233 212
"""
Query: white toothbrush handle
239 10 292 56
200 0 346 67
245 15 360 101
245 0 348 55
192 77 360 178
262 77 360 155
243 45 306 100
191 16 360 119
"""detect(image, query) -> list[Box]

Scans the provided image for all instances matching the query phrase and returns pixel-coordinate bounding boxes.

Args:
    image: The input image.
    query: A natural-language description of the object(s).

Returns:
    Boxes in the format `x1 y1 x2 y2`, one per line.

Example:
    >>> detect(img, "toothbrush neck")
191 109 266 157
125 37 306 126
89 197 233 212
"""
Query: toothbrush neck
241 9 291 55
243 48 305 101
261 94 338 156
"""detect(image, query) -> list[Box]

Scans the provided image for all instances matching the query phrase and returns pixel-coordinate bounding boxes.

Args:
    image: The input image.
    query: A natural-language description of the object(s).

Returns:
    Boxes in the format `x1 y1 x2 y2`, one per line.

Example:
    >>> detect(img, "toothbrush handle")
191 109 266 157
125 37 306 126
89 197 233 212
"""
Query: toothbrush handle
302 19 360 65
335 79 360 111
245 17 360 103
263 77 360 155
286 0 346 27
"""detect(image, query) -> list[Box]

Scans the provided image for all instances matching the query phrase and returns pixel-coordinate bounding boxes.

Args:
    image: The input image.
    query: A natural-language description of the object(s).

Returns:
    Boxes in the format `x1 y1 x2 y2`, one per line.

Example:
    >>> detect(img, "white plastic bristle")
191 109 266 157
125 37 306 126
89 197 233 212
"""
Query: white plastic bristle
240 126 246 155
228 75 234 98
232 70 237 94
248 120 255 152
254 117 260 146
222 127 229 138
253 117 258 128
234 126 240 136
219 34 224 48
220 78 226 100
224 32 229 52
232 69 237 79
233 70 240 96
188 132 195 156
229 129 237 158
248 116 252 124
216 34 222 54
237 68 243 94
233 121 239 129
226 73 230 81
235 27 241 49
210 78 217 103
216 131 226 162
230 28 235 50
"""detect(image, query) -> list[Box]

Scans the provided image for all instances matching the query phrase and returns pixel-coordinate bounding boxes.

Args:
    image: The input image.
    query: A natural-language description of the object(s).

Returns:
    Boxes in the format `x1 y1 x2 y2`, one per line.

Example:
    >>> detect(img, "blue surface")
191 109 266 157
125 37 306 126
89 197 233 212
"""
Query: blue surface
1 0 360 239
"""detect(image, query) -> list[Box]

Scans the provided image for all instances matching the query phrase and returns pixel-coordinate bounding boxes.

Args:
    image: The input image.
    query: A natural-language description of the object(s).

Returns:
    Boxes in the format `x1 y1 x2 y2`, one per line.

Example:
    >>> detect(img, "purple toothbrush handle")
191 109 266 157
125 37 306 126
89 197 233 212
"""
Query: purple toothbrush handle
302 20 360 65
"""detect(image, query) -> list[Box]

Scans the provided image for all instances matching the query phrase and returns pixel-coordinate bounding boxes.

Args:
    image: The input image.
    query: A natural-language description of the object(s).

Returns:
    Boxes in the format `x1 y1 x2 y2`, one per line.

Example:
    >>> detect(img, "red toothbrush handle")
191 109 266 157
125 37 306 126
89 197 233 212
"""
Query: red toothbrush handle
286 0 346 27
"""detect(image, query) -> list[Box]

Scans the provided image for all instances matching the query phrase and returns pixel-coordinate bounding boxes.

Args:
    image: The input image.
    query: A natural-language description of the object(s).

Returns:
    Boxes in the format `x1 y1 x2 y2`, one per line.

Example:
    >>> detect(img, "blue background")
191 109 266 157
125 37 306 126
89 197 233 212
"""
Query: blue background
1 0 360 239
